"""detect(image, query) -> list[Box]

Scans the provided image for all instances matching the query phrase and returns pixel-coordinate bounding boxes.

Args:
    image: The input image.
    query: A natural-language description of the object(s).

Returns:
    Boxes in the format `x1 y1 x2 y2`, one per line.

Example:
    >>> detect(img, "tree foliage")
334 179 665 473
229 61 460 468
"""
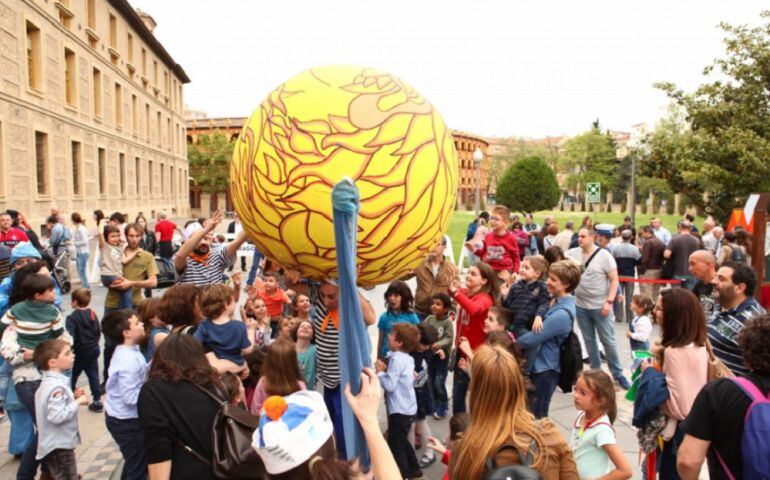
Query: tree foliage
496 156 560 214
644 12 770 222
562 121 619 199
188 132 234 194
488 138 563 192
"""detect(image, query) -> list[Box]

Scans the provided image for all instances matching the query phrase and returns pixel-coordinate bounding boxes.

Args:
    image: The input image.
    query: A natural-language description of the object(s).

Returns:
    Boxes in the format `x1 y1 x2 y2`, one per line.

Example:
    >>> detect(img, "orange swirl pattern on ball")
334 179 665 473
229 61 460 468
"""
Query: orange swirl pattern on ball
230 66 458 286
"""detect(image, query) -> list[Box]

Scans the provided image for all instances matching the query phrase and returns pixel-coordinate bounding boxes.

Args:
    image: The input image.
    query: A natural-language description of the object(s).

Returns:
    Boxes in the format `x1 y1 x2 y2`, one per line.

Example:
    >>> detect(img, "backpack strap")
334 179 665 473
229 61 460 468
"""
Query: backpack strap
484 439 538 470
731 377 770 421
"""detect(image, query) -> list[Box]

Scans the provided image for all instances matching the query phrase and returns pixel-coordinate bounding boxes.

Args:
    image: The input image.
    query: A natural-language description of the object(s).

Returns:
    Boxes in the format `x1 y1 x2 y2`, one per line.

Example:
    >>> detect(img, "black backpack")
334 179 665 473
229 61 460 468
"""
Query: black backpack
483 441 542 480
556 308 582 393
154 257 176 289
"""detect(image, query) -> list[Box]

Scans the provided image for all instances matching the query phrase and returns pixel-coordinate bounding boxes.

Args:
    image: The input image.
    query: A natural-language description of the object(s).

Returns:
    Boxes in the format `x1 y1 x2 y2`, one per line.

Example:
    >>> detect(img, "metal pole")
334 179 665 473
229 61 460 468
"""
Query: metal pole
630 155 637 228
476 159 481 216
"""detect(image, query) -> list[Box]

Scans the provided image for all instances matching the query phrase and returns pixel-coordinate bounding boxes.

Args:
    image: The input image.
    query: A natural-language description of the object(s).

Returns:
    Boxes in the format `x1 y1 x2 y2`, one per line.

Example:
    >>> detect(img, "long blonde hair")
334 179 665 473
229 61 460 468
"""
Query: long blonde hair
451 345 543 479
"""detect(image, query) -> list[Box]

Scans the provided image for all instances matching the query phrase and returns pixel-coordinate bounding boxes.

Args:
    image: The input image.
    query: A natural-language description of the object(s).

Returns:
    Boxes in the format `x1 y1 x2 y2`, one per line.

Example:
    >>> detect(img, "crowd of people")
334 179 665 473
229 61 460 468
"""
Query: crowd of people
0 204 768 480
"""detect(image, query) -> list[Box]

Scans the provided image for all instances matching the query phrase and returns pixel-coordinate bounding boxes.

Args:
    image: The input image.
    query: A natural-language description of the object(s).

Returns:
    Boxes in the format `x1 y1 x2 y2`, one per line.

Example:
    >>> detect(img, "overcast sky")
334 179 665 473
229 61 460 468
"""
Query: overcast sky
130 0 767 138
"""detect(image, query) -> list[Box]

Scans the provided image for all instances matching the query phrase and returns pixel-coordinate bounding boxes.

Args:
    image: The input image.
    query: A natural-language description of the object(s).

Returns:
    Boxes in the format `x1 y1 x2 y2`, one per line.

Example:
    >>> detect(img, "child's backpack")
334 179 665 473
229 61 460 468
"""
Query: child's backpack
483 441 542 480
554 308 582 393
715 377 770 479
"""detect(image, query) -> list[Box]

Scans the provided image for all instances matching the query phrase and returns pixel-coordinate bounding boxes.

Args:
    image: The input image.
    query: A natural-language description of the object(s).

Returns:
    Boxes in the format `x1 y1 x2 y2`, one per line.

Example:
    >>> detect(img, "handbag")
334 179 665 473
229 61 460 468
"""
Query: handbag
178 382 265 479
705 340 734 382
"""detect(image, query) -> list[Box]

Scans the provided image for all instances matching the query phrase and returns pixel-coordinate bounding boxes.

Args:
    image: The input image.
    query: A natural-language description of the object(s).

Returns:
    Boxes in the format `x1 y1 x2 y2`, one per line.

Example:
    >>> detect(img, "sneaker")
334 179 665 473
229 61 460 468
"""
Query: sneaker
88 401 104 413
418 451 436 469
615 375 631 390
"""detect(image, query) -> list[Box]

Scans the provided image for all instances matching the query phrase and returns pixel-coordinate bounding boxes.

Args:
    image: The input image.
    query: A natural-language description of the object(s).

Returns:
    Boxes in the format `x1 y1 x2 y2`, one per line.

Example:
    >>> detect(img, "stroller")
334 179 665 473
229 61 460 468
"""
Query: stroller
51 249 72 294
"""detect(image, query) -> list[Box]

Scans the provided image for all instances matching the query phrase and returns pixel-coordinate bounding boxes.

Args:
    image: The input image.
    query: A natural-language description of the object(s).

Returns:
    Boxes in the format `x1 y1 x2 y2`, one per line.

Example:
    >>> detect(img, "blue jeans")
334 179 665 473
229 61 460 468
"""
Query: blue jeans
101 275 133 309
106 416 147 480
4 372 34 456
576 306 624 379
452 369 470 414
529 369 560 419
76 252 90 289
15 380 42 480
0 358 11 405
429 358 449 409
246 248 263 286
323 385 347 459
72 346 101 402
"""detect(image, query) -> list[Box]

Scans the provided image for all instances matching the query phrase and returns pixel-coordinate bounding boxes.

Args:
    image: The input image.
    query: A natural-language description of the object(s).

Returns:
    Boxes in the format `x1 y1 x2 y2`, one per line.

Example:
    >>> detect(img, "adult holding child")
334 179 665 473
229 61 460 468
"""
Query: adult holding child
174 209 249 287
566 227 631 389
104 223 158 316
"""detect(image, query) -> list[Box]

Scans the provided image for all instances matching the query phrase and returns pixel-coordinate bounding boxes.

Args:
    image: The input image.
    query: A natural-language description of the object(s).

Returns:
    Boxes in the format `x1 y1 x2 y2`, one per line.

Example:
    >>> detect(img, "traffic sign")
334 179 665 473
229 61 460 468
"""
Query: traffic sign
587 182 601 203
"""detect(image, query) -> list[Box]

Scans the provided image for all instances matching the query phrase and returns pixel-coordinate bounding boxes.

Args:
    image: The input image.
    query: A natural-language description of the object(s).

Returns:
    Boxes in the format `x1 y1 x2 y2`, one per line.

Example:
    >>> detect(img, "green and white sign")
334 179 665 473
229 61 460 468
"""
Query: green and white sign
587 182 601 203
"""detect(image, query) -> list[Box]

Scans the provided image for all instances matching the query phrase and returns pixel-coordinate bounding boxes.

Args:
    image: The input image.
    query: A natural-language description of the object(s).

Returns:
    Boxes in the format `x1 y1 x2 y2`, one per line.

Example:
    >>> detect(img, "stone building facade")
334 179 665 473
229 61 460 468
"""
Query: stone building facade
185 117 489 214
0 0 190 229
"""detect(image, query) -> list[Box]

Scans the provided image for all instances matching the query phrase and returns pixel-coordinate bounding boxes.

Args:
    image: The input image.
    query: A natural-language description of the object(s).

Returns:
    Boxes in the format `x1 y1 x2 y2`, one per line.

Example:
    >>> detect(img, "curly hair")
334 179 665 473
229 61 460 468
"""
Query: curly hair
159 283 201 328
737 314 770 374
384 280 414 313
148 332 219 385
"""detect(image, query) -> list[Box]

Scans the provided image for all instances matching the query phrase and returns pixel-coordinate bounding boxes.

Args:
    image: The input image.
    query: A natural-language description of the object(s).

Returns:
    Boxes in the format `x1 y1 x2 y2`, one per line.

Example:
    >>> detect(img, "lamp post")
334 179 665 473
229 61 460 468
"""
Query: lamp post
473 148 483 216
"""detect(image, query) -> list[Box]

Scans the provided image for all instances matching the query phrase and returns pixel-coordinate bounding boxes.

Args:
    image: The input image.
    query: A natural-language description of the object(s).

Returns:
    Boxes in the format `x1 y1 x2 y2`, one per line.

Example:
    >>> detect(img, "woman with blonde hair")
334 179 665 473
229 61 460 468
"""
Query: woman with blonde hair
450 345 578 479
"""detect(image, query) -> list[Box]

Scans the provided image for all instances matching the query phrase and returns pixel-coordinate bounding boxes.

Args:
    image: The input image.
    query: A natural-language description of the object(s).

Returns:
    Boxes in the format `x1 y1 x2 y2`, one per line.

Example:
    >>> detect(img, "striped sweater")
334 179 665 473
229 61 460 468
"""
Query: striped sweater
0 300 64 349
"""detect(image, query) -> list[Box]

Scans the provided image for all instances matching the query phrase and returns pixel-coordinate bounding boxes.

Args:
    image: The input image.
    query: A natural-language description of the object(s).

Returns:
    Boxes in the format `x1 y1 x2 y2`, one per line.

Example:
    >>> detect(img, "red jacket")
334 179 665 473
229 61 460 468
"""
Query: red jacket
474 231 520 273
453 289 494 351
442 449 451 480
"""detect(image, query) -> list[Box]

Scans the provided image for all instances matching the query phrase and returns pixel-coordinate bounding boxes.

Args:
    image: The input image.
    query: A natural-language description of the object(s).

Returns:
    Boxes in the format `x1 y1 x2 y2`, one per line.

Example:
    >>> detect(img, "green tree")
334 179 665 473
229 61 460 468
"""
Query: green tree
496 157 560 214
646 11 770 222
562 122 618 200
188 132 234 193
488 138 563 192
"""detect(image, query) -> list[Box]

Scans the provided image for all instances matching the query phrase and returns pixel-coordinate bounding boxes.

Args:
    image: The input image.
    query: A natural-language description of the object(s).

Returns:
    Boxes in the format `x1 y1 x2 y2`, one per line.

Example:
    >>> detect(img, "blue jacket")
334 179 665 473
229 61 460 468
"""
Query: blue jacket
632 367 670 428
516 295 575 374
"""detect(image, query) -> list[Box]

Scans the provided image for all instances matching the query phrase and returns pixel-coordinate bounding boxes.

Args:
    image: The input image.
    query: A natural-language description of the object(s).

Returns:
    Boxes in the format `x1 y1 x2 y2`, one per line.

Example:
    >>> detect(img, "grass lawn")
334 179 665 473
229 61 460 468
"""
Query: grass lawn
444 210 704 262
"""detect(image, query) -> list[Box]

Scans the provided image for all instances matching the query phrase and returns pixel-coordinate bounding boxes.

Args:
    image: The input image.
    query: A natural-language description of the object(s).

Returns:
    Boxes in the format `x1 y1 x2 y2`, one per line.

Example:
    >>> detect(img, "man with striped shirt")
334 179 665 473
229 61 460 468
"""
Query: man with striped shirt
708 261 766 376
173 209 249 286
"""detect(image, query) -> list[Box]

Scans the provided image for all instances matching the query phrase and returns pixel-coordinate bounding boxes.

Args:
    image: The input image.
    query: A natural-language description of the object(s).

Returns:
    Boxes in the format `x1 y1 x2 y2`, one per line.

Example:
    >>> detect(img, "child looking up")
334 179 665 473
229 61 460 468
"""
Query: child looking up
501 255 550 338
377 281 419 360
424 293 454 420
96 219 132 309
465 205 520 278
571 369 632 480
221 371 246 408
257 272 291 337
244 297 272 352
295 319 317 391
138 298 167 362
626 294 654 353
33 339 90 479
65 288 103 412
194 284 253 374
250 338 306 414
102 309 148 480
376 323 422 480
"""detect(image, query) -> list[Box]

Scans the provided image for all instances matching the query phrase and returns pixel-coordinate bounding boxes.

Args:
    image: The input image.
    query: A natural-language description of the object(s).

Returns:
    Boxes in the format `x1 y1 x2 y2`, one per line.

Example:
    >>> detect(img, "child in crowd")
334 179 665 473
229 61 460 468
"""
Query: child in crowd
571 370 632 480
65 288 103 412
221 371 246 407
377 281 419 360
138 298 168 362
424 293 454 420
427 412 470 480
465 205 520 278
277 316 295 339
245 297 272 352
295 319 317 391
194 284 253 374
250 338 306 414
376 323 422 479
457 306 514 363
257 272 292 337
0 273 70 478
96 219 132 309
501 255 550 338
102 309 149 480
626 294 654 354
33 339 89 478
243 349 265 410
413 323 438 468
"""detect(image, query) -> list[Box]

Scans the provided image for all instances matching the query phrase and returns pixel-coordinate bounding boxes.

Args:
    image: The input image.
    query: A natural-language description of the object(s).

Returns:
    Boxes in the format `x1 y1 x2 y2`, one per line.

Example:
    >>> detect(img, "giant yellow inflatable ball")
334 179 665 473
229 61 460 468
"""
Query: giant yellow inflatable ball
230 66 458 286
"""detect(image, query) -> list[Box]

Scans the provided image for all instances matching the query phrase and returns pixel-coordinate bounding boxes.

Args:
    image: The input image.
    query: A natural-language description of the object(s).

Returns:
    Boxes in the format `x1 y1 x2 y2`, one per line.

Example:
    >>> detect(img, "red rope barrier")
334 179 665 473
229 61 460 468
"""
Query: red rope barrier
618 276 682 285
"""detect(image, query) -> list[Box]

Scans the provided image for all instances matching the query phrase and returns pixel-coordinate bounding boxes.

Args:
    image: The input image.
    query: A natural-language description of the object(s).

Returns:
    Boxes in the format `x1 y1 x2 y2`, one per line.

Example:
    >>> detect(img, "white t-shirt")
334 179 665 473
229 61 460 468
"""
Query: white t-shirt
566 246 617 310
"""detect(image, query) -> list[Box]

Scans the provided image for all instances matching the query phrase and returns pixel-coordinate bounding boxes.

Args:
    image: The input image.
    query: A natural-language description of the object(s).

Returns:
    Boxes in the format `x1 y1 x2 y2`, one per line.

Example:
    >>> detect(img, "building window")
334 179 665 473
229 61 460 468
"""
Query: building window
167 118 172 150
114 83 122 128
98 147 106 195
109 14 117 48
131 94 137 134
64 48 76 107
87 0 96 29
127 33 133 63
160 163 165 195
153 60 158 85
92 68 102 118
135 156 141 196
26 21 41 91
170 165 175 195
71 141 82 195
119 153 126 196
156 111 161 145
35 131 48 195
141 48 147 76
145 103 150 141
148 160 154 194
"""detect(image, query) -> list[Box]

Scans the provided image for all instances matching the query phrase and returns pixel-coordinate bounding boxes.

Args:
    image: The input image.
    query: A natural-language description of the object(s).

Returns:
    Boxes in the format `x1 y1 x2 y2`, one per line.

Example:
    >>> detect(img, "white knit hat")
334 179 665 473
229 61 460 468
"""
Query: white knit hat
252 390 334 474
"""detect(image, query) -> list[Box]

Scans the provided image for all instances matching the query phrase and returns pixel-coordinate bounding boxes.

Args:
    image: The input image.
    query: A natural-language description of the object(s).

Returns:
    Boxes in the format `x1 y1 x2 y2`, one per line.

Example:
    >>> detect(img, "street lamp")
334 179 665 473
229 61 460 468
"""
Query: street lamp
473 148 483 216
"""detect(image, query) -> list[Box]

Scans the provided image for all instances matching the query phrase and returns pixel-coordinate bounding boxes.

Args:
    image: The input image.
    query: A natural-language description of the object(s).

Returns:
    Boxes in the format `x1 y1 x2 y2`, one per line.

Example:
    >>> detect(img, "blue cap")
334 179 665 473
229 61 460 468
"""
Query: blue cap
10 242 41 265
594 224 615 237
